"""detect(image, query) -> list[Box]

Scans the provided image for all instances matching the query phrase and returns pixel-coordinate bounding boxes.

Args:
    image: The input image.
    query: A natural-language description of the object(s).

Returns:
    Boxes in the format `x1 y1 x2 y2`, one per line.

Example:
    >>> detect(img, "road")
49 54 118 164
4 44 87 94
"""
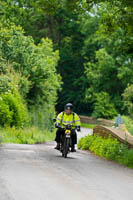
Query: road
0 127 133 200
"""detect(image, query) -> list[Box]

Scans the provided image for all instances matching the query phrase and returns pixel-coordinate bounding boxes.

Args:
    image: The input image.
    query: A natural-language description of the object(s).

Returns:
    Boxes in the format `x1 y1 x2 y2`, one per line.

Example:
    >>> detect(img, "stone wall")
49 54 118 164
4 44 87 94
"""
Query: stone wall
93 125 133 148
79 116 97 124
79 115 114 127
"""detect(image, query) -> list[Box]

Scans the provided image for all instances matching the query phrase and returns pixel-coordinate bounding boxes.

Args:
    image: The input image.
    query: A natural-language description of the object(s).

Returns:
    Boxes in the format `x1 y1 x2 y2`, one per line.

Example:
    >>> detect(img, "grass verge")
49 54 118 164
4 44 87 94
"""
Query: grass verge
78 134 133 168
0 126 56 144
81 123 96 129
122 116 133 136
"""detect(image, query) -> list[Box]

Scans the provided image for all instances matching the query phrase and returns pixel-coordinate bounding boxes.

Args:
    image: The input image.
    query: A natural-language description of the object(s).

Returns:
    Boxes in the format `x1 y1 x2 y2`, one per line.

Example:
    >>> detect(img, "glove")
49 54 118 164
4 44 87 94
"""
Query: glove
76 126 80 132
60 127 65 131
55 123 60 128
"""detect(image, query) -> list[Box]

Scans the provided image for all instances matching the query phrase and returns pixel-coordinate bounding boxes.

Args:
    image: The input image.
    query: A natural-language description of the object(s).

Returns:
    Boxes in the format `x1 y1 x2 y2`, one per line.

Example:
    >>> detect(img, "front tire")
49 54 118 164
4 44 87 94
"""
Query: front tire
63 138 70 158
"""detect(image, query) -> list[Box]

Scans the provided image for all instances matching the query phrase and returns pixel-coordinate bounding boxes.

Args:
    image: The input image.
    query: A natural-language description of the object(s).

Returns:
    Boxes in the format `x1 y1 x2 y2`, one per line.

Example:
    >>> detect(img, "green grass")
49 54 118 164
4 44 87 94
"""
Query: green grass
78 134 133 168
122 116 133 136
81 123 96 129
0 126 56 144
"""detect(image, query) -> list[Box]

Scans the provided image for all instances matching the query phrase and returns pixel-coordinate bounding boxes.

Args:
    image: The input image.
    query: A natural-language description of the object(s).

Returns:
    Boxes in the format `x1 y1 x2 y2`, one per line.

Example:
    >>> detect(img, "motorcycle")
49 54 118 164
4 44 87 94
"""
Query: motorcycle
60 124 73 158
53 118 79 158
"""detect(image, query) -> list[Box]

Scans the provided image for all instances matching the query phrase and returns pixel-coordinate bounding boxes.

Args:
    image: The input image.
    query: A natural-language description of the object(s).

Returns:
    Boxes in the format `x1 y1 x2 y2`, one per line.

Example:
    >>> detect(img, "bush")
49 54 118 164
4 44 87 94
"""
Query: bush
0 126 56 144
0 135 3 143
81 123 96 129
122 84 133 118
122 149 133 167
92 92 117 119
0 91 29 127
122 115 133 136
0 24 61 108
0 100 13 126
29 105 55 131
78 134 133 168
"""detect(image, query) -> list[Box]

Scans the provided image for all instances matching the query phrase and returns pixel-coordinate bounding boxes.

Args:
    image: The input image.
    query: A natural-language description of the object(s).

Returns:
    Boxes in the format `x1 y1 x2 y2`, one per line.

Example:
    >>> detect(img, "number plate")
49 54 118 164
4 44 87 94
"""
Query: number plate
66 135 70 138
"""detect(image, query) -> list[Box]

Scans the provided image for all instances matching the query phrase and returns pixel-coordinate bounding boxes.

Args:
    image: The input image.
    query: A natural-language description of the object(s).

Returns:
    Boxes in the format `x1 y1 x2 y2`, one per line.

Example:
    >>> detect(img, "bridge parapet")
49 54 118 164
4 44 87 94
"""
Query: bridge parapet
93 125 133 148
79 115 114 127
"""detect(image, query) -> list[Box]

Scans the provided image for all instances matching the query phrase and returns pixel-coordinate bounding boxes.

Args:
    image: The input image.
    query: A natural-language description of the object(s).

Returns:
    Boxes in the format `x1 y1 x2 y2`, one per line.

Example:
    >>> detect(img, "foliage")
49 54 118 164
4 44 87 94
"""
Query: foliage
0 99 13 127
0 24 61 107
122 116 133 136
0 91 29 127
0 61 31 99
82 1 133 116
29 105 55 131
0 0 133 119
78 134 133 168
0 62 29 127
92 92 117 119
0 23 61 129
0 126 56 144
122 85 133 118
0 0 91 114
81 123 96 129
0 135 2 144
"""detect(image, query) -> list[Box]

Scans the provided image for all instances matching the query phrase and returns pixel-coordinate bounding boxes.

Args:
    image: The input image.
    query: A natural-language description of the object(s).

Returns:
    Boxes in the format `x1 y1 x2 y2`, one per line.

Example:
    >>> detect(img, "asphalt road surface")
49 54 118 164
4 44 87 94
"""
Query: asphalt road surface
0 128 133 200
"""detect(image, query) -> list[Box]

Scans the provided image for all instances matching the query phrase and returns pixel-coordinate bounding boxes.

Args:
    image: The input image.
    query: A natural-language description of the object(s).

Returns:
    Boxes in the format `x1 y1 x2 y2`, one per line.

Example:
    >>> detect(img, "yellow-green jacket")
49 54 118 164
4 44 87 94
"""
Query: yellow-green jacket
56 112 80 128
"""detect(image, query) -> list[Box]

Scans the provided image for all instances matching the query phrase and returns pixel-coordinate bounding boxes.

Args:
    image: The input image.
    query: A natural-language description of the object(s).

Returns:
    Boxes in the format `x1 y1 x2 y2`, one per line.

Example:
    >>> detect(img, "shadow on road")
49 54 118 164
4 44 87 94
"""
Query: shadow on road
54 155 76 160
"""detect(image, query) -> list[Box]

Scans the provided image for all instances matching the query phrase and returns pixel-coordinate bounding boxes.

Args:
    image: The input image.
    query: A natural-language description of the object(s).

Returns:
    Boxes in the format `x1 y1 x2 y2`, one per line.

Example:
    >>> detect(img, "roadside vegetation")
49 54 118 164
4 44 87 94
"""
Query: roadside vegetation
81 115 133 136
0 1 133 145
0 127 55 144
122 116 133 136
0 24 60 144
78 135 133 168
81 123 96 129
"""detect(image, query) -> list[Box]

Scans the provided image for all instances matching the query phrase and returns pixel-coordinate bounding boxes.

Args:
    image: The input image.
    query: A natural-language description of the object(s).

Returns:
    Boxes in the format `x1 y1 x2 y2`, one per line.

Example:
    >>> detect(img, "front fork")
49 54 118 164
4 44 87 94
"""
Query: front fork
60 135 72 153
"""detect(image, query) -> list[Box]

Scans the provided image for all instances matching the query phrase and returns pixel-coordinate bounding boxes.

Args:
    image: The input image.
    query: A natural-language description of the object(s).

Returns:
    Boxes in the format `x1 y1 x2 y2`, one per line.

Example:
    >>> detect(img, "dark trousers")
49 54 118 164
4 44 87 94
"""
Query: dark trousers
55 129 77 145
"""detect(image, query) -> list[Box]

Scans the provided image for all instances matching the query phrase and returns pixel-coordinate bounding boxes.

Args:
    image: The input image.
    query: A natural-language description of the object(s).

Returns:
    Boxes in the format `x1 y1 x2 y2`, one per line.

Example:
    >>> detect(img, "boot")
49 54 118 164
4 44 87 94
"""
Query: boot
71 145 76 152
54 143 60 150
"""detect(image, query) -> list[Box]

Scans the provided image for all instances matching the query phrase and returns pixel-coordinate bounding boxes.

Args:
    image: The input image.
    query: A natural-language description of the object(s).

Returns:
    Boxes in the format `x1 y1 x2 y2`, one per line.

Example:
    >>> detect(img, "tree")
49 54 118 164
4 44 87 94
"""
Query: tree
0 23 61 127
0 23 61 107
83 2 133 116
122 85 133 119
1 0 133 118
92 92 117 119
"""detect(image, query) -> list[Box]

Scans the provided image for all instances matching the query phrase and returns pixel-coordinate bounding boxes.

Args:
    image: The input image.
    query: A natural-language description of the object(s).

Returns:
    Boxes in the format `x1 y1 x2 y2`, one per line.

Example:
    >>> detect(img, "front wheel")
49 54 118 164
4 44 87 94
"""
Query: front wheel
63 138 70 158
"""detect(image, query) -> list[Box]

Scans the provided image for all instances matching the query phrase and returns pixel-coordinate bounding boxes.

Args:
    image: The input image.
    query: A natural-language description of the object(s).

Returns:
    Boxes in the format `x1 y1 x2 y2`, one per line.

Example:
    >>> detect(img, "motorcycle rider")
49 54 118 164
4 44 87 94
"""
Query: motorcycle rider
55 103 81 152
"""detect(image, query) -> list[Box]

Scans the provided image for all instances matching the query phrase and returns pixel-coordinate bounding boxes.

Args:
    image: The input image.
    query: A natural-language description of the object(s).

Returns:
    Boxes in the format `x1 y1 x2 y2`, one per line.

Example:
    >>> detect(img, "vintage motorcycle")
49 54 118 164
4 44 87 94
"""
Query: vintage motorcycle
55 123 76 158
60 124 73 158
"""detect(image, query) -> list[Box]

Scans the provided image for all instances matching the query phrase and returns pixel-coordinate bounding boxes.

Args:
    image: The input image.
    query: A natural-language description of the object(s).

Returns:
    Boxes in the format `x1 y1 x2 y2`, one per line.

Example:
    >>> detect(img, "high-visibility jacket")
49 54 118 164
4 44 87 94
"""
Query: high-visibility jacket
56 111 80 128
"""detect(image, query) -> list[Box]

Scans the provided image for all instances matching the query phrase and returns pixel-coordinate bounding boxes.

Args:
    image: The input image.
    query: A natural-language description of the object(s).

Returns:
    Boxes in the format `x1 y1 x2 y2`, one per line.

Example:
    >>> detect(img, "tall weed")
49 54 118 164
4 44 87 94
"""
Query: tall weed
0 126 55 144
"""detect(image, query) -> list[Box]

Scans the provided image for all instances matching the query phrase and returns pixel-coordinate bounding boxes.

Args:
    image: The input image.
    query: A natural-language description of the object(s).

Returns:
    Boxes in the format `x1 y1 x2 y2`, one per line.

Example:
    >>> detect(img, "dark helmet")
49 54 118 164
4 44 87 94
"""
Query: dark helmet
64 103 73 110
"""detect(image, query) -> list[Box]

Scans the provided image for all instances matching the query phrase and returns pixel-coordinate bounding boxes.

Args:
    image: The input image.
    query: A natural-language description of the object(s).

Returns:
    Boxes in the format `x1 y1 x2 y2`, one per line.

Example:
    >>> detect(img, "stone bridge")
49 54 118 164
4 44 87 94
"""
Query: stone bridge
93 125 133 148
79 115 133 148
